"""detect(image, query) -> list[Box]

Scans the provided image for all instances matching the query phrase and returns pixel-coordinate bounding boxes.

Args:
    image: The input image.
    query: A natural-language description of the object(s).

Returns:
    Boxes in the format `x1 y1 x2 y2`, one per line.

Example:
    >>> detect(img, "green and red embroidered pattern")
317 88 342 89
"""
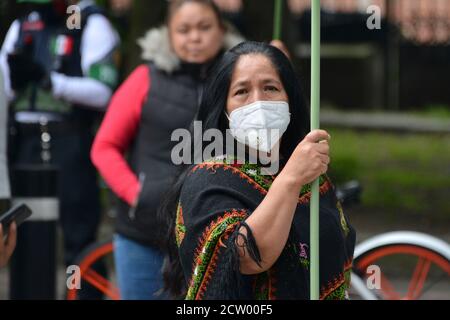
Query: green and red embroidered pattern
320 260 353 300
175 203 186 247
336 201 350 237
191 157 331 204
254 269 277 300
192 162 269 196
186 158 346 300
186 209 248 300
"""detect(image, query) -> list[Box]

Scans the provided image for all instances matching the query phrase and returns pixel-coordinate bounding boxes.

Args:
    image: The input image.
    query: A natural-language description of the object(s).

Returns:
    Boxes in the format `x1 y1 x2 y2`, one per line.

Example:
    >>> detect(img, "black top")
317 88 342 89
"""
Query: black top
176 156 356 300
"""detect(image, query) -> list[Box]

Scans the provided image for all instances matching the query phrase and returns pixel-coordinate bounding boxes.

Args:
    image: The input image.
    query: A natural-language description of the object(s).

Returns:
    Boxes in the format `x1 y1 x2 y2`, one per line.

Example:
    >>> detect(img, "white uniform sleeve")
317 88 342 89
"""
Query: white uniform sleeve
0 70 11 199
51 14 120 110
0 20 21 102
51 71 115 110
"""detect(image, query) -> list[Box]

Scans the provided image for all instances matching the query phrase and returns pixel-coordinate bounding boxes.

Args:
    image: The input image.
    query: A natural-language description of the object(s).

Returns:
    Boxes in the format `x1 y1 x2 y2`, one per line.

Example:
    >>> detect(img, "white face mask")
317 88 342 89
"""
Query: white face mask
227 101 291 153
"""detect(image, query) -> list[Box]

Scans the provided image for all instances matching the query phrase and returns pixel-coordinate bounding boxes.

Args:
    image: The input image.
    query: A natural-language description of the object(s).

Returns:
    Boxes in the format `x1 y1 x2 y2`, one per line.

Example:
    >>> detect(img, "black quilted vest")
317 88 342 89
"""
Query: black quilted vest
115 62 204 248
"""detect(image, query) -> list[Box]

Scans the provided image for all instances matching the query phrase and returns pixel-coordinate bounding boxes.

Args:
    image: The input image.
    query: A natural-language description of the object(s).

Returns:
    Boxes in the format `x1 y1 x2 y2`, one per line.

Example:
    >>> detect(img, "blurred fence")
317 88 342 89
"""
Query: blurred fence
289 0 450 110
289 0 450 45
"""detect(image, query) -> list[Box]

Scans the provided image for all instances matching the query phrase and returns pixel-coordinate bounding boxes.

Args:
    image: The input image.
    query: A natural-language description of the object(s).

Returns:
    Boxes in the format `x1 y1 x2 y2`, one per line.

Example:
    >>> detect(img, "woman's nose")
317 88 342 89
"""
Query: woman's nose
189 30 201 42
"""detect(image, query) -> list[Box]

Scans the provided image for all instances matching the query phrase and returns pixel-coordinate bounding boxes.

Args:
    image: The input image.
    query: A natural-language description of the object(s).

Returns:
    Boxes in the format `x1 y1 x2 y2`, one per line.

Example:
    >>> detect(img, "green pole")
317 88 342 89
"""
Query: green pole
273 0 283 40
310 0 321 301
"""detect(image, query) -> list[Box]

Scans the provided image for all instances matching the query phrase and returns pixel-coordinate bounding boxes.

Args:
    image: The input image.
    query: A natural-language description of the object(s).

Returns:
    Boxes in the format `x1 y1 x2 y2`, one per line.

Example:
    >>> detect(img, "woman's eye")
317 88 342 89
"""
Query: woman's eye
235 89 248 96
177 28 189 34
265 86 279 92
199 24 212 31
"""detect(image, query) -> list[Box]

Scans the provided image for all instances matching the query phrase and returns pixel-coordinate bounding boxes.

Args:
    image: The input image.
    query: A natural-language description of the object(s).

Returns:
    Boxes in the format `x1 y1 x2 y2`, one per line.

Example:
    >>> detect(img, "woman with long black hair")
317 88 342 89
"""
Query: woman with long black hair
160 41 356 300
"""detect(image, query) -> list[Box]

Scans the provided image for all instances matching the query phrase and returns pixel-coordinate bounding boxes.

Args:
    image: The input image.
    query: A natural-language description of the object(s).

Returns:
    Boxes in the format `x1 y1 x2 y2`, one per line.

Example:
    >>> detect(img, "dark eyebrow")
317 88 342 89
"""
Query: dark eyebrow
175 18 213 30
261 79 282 86
230 80 250 91
197 18 214 25
230 78 282 91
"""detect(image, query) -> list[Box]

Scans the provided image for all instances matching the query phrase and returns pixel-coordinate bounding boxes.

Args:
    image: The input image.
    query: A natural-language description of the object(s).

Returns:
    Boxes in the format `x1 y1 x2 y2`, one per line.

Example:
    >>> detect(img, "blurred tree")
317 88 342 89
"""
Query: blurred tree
243 0 276 41
242 0 297 52
0 0 18 43
124 0 167 75
242 0 300 81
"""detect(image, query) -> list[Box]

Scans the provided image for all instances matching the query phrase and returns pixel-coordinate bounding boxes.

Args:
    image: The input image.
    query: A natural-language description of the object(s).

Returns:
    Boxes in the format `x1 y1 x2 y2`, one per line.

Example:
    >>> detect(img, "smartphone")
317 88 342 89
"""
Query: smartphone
0 204 33 236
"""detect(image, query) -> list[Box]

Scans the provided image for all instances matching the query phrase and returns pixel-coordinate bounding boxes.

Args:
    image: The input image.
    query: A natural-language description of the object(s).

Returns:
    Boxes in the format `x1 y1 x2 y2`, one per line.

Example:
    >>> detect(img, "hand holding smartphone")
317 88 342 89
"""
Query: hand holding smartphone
0 204 32 268
0 204 32 238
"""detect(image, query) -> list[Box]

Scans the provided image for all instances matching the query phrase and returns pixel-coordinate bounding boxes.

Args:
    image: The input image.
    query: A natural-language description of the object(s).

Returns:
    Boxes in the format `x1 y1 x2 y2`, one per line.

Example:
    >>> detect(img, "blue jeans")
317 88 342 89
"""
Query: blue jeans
114 234 166 300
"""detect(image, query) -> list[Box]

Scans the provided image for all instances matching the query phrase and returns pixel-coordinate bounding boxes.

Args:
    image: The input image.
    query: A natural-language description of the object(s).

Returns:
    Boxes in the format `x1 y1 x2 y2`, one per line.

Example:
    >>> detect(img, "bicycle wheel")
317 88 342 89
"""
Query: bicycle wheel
66 239 119 300
351 232 450 300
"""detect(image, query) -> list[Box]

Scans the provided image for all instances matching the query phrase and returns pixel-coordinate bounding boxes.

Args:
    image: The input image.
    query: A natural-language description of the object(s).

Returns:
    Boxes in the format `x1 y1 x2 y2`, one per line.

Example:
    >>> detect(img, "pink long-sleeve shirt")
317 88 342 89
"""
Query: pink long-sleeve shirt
91 65 150 205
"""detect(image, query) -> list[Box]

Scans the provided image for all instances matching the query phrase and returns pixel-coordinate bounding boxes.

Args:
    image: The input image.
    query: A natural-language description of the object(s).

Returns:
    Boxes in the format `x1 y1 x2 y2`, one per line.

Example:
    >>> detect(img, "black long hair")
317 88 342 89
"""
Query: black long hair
158 41 310 298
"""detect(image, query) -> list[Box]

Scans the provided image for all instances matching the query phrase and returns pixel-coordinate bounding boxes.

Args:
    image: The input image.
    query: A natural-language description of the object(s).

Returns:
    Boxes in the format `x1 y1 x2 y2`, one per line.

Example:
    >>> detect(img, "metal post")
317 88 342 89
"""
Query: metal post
310 0 321 301
9 164 59 299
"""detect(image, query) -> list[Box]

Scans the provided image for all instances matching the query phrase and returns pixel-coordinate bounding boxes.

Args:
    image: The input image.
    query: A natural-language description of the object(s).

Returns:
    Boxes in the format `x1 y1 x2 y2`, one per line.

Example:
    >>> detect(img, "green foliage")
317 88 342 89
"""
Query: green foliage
328 129 450 219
